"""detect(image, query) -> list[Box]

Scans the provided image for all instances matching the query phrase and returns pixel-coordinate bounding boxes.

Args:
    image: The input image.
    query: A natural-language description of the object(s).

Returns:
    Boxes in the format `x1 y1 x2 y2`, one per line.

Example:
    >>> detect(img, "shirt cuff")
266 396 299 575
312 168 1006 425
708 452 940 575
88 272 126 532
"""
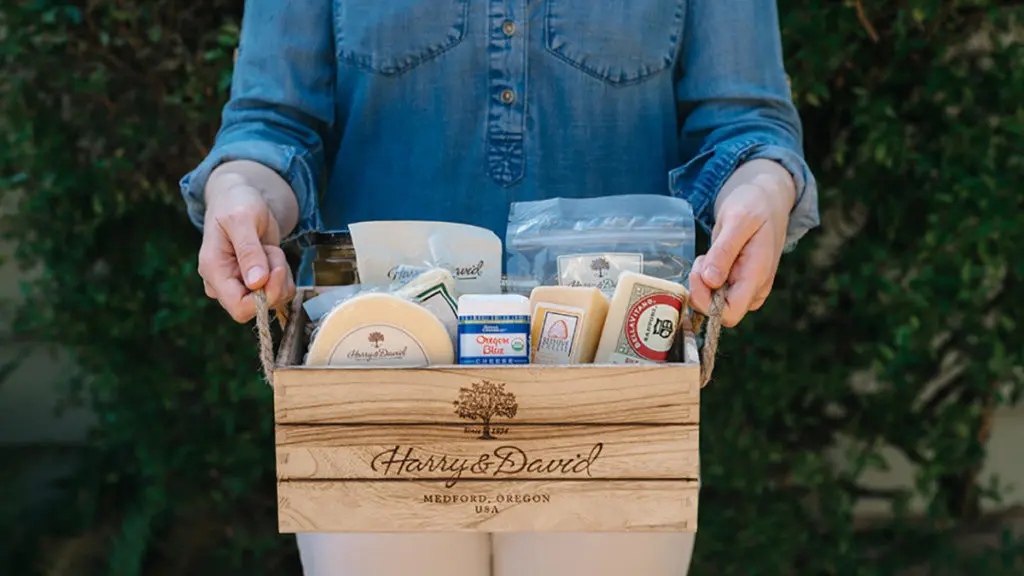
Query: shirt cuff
179 139 323 244
668 139 820 253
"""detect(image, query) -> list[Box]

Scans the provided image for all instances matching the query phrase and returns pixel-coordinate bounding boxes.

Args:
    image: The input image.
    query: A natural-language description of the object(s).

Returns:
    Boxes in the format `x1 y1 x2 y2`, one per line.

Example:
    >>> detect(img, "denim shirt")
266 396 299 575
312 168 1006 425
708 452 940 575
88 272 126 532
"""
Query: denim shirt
181 0 820 283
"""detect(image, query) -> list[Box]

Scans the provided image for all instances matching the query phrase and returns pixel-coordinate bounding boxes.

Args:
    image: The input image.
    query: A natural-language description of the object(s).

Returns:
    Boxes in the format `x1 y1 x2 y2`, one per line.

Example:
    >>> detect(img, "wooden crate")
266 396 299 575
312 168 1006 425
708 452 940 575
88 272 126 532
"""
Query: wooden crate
268 289 704 533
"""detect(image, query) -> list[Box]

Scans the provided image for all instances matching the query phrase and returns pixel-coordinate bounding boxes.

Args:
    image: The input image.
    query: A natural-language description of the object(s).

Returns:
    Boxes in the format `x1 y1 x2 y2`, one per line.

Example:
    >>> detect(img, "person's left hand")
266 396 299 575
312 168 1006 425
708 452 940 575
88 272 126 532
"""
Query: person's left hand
688 163 795 327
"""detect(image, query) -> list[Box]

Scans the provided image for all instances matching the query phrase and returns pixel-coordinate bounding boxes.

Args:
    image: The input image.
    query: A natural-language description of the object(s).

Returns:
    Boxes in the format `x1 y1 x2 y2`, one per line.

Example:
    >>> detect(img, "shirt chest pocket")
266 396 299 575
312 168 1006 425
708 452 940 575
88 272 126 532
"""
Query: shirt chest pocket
544 0 685 85
334 0 470 76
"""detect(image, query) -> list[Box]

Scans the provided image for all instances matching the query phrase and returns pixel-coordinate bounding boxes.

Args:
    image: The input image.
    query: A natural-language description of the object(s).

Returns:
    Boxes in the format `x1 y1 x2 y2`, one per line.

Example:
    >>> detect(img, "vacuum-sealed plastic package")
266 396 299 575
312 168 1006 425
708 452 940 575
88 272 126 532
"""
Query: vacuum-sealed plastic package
505 195 696 296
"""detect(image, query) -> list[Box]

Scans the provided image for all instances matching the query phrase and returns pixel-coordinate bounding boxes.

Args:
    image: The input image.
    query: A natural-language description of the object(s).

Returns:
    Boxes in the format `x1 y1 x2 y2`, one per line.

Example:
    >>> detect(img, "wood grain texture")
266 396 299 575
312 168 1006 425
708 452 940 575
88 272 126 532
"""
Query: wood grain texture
276 292 309 368
272 290 704 534
277 480 699 532
276 424 699 481
274 364 699 425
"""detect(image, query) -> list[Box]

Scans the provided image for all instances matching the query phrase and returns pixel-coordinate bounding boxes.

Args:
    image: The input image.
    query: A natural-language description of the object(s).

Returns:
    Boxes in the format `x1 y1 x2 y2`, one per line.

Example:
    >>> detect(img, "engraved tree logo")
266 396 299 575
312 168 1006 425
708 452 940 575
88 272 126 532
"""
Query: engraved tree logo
453 380 518 440
590 256 610 278
368 331 384 348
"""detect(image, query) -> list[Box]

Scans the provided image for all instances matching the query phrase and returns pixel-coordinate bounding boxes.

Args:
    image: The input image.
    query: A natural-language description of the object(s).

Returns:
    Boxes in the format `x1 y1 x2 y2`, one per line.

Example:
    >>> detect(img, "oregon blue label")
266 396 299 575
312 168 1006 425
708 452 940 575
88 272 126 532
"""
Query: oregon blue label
457 314 530 365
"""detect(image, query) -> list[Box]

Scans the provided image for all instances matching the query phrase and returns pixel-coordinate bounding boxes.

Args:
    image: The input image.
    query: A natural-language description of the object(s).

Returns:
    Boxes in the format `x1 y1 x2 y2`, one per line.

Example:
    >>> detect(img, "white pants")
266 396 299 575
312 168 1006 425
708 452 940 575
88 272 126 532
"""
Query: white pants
296 532 695 576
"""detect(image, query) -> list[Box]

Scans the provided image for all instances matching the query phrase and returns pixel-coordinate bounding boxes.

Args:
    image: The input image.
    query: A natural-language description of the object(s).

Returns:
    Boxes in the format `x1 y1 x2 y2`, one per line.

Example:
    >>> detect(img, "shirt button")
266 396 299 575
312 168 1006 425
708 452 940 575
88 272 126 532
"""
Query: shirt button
500 89 516 104
502 20 516 36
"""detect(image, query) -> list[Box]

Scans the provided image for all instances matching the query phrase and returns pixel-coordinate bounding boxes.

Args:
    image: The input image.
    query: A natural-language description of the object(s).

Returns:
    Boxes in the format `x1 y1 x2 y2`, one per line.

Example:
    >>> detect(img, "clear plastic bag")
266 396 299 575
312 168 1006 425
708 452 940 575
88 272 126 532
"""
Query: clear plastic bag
504 195 696 296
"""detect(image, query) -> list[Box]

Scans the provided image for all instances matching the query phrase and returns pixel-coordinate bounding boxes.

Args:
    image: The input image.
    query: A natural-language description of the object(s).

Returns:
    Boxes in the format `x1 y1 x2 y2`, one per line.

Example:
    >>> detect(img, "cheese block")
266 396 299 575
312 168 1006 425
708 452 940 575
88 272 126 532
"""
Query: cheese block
393 268 459 344
593 271 690 365
457 294 531 364
529 286 610 364
306 292 455 367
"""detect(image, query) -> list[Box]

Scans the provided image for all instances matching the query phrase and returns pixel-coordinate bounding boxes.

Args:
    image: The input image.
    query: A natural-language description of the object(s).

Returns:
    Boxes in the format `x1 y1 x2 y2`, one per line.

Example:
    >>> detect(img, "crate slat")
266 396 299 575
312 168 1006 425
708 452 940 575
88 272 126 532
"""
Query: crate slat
276 424 699 480
277 480 698 532
274 364 699 425
273 288 702 533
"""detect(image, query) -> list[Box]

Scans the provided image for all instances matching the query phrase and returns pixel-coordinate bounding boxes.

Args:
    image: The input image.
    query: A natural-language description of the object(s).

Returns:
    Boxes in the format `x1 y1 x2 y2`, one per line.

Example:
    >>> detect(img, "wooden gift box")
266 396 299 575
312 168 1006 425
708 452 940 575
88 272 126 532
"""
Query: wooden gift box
268 288 702 533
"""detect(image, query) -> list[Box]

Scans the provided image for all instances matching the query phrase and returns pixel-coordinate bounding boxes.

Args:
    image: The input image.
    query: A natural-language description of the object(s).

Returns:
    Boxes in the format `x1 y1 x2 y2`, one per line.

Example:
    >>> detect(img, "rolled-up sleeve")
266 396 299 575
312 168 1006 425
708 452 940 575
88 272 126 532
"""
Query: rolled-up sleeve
180 0 335 242
669 0 819 252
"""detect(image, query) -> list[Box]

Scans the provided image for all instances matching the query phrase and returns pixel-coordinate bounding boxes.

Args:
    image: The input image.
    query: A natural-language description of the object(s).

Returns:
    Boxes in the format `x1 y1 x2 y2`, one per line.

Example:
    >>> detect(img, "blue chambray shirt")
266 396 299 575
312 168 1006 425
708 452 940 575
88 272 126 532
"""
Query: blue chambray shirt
181 0 820 285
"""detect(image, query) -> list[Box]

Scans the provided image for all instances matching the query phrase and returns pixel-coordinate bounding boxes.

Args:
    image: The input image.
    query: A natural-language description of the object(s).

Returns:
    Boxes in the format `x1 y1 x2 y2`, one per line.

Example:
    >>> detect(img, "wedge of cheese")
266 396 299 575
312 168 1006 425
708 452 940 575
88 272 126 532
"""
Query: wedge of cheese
393 268 459 344
306 292 454 367
529 286 610 364
594 271 689 365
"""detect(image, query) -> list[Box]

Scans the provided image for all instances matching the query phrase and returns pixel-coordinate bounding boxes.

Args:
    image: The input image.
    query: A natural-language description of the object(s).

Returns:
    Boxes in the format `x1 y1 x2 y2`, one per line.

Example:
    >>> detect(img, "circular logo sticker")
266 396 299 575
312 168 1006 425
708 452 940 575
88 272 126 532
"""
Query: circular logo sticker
623 293 683 361
511 337 525 352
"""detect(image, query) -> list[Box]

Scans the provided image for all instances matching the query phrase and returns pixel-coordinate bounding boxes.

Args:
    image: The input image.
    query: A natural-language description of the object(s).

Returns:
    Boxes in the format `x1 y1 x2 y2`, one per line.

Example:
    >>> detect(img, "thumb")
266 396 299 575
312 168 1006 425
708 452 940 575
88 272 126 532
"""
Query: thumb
702 211 760 289
222 217 271 290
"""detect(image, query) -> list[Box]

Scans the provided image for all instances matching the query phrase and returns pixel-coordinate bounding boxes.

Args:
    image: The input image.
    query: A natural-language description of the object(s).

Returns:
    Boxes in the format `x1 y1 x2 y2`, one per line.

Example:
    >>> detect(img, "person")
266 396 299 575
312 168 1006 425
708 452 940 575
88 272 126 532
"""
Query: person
181 1 820 574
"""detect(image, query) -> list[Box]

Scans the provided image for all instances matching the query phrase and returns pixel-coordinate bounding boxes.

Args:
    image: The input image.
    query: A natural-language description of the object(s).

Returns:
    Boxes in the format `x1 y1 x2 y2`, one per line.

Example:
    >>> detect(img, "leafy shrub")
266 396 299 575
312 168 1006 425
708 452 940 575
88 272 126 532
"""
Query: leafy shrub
0 1 1021 574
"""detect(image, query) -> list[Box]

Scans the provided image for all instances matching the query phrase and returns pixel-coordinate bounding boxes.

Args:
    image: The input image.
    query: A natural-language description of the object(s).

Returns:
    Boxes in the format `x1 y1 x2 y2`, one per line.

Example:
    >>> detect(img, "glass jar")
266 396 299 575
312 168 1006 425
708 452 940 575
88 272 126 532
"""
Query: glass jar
311 230 359 288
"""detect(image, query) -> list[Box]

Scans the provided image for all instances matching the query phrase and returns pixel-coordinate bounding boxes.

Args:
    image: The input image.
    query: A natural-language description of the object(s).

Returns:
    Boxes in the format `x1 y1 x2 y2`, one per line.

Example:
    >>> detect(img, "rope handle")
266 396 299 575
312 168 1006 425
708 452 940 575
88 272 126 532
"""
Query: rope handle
253 287 725 388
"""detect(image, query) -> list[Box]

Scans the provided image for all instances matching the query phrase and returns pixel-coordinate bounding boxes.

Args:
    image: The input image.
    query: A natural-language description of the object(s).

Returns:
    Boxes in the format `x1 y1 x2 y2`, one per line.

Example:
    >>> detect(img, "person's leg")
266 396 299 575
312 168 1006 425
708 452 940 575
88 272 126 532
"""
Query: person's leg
296 533 491 576
492 532 695 576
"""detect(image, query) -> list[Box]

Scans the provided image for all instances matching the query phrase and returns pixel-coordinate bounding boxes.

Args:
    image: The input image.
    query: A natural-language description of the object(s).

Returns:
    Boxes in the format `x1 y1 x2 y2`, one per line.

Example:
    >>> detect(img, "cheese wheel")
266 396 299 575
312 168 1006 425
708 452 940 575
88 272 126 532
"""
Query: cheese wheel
306 293 455 367
594 271 689 365
529 286 610 364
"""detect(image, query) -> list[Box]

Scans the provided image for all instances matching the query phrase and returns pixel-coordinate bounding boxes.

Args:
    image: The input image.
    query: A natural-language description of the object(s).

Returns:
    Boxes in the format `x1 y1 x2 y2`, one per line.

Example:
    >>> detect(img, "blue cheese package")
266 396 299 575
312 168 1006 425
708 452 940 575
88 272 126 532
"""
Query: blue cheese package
457 294 531 365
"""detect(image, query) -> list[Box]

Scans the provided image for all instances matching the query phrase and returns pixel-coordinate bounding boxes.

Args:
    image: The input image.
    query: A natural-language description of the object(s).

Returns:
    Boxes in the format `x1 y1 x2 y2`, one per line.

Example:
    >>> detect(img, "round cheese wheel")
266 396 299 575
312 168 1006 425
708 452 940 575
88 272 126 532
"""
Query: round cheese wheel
306 293 455 367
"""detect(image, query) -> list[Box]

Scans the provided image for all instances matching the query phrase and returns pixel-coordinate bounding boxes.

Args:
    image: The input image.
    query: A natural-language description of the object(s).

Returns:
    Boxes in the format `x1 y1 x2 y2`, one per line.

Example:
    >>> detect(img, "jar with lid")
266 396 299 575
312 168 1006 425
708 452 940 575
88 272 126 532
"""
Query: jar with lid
311 230 359 289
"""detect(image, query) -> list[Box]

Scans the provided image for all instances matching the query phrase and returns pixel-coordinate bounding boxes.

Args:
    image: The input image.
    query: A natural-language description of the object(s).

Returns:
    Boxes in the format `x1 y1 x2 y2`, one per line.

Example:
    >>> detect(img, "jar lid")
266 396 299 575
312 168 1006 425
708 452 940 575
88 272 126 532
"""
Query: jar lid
309 229 352 245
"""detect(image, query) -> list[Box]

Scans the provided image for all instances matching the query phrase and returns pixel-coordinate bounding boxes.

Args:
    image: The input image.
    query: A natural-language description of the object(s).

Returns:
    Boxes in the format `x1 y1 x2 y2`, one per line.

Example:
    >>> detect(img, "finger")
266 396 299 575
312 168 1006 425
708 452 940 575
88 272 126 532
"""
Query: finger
749 273 776 312
217 210 271 290
749 293 768 311
198 231 254 322
688 256 713 315
262 245 294 309
721 272 759 328
218 279 256 323
720 230 776 326
702 209 762 289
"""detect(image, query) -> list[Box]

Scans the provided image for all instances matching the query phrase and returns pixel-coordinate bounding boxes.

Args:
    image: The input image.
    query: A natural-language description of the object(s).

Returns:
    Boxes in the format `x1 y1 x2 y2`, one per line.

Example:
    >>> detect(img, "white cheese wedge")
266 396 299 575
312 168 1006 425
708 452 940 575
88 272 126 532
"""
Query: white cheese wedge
306 292 454 367
529 286 610 364
393 268 459 344
594 271 690 365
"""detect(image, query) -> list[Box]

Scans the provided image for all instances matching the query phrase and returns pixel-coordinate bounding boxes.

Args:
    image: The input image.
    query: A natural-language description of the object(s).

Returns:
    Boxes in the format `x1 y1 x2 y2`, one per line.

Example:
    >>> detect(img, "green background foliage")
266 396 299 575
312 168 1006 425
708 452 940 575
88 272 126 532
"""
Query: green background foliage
1 1 1022 574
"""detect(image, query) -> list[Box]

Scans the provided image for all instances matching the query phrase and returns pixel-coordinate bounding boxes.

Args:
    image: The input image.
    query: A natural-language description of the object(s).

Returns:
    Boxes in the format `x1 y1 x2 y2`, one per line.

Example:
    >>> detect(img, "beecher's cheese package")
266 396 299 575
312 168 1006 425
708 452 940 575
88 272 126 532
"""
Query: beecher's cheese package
594 271 690 365
529 286 610 364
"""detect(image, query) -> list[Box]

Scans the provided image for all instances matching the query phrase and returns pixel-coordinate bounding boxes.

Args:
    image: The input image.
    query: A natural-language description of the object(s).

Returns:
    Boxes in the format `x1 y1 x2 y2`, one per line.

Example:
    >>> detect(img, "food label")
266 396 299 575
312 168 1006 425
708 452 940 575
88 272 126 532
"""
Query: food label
531 303 583 364
608 285 683 364
329 324 430 366
458 315 530 365
387 264 431 285
556 253 644 294
411 283 459 342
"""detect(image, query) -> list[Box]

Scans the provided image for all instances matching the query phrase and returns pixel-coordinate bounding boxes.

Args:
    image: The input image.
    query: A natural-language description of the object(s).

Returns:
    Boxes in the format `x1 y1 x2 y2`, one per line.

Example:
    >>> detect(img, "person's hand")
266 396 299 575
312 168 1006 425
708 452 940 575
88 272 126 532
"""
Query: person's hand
689 166 794 327
197 183 296 323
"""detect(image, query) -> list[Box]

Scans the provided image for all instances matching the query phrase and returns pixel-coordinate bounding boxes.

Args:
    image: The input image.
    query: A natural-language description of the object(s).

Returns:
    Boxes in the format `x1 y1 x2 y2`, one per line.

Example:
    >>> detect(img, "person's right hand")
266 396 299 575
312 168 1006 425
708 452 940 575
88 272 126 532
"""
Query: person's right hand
198 183 296 323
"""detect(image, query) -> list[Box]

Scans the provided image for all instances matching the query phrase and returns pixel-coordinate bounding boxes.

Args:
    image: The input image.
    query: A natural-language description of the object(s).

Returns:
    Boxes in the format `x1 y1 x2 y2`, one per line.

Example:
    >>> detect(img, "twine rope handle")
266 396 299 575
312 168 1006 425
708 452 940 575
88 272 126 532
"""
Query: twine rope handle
252 287 725 389
254 290 276 387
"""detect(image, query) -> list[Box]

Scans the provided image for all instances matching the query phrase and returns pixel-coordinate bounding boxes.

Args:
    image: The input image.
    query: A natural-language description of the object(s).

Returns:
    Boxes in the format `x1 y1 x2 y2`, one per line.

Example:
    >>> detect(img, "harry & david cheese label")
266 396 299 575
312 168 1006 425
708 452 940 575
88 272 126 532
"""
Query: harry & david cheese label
306 293 455 367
